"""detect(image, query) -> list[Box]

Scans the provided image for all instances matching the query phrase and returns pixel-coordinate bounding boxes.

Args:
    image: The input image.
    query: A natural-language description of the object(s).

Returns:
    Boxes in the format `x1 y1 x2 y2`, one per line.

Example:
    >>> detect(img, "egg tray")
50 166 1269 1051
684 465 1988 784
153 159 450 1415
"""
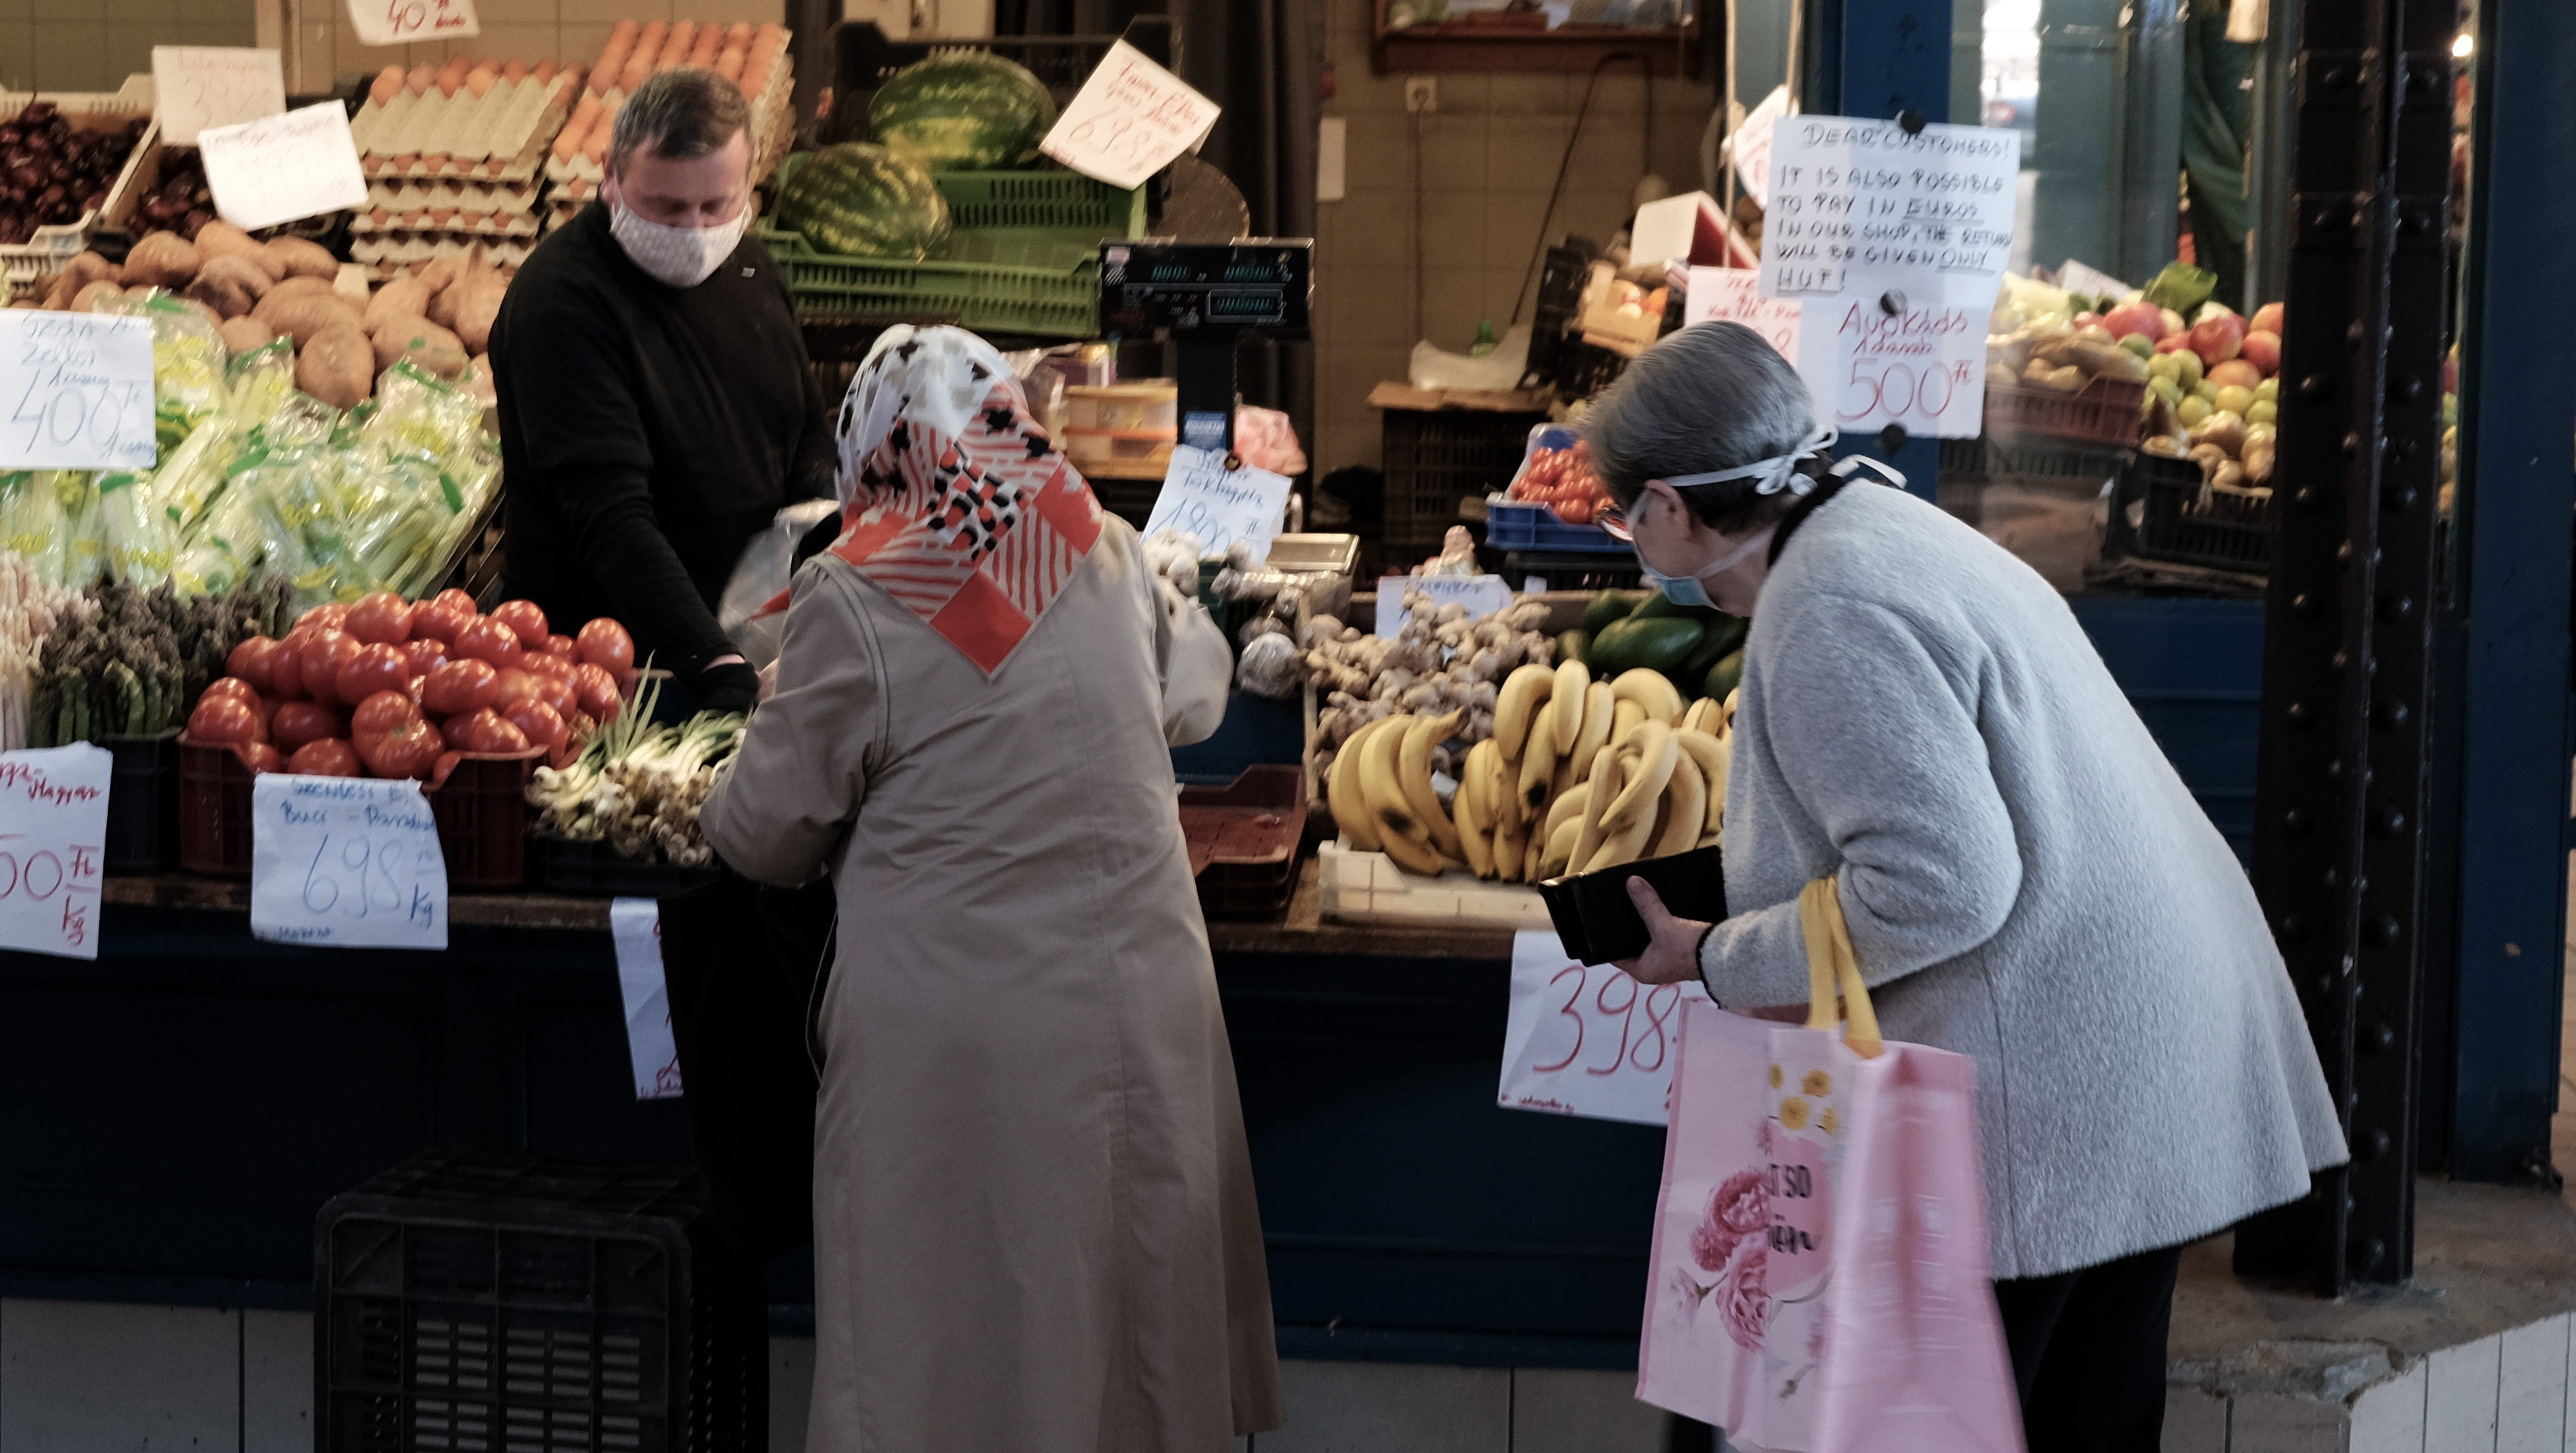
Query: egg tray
354 72 579 185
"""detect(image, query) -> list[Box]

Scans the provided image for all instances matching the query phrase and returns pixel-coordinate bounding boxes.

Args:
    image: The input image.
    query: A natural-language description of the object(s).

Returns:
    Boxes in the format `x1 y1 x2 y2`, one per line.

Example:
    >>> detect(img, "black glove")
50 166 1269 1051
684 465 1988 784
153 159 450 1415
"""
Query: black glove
693 660 761 714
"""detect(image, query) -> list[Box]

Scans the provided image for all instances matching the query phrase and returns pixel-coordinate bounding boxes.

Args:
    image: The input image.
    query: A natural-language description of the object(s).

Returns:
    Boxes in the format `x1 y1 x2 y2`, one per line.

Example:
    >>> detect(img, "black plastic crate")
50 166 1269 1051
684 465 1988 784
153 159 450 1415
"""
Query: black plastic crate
1520 243 1595 391
2118 452 2274 574
102 730 178 871
534 836 725 898
1940 434 2128 483
1379 406 1544 557
317 1149 765 1453
1554 338 1631 402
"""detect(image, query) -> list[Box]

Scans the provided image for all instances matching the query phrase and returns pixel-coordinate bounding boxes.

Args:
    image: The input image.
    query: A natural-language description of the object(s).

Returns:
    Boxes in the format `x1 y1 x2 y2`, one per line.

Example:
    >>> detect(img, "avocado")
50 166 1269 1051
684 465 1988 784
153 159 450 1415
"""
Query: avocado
1592 616 1706 675
1702 646 1746 703
1582 590 1640 633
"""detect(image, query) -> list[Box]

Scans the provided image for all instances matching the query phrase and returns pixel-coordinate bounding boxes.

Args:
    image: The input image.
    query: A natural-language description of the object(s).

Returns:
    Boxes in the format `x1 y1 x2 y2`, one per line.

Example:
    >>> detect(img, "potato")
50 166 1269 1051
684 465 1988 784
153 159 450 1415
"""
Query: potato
448 273 504 354
193 221 284 280
218 315 279 355
71 280 122 313
252 290 363 347
372 315 467 378
121 231 201 289
413 255 459 298
53 251 117 298
266 236 339 280
424 275 462 329
184 254 273 319
363 277 429 329
296 322 375 408
263 275 338 307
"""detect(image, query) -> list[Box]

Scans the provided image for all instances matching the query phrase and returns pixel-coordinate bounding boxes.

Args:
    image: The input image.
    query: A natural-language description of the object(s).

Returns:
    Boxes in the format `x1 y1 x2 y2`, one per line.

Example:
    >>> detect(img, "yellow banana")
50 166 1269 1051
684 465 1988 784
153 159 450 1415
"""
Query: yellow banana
1522 836 1541 883
1567 681 1612 782
1601 721 1678 830
1673 728 1730 835
1361 713 1429 846
1584 806 1657 872
1610 697 1645 745
1517 706 1559 822
1651 753 1706 859
1571 745 1622 874
1540 815 1582 878
1378 820 1450 876
1551 660 1591 753
1721 685 1741 735
1328 717 1391 851
1494 664 1556 760
1680 698 1721 737
1456 739 1497 878
1399 709 1466 859
1540 779 1593 843
1611 667 1686 726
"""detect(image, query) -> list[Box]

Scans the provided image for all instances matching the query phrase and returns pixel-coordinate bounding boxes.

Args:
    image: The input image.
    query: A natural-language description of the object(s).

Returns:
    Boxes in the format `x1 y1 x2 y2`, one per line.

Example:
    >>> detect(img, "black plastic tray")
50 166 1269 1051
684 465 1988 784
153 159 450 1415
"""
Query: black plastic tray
535 834 725 897
1537 843 1728 966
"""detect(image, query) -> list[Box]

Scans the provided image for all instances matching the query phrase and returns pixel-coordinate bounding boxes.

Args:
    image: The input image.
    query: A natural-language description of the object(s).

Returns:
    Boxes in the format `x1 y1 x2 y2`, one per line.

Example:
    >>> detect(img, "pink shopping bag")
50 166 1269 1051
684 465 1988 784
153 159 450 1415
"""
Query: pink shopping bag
1635 880 2023 1453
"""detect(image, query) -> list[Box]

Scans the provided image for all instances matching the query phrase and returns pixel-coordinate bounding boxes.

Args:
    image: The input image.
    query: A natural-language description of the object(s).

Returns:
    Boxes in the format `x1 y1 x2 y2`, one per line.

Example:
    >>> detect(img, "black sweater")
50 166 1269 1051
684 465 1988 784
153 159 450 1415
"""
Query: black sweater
490 203 835 680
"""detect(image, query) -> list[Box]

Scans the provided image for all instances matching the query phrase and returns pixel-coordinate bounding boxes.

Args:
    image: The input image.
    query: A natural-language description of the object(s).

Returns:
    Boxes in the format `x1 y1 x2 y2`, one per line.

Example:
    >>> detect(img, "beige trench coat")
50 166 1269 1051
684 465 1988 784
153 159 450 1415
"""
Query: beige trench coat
701 516 1283 1451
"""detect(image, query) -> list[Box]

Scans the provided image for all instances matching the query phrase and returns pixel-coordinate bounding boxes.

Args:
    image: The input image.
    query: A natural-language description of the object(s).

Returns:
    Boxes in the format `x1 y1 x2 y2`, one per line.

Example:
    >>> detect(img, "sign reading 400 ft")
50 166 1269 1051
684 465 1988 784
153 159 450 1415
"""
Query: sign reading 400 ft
0 312 155 472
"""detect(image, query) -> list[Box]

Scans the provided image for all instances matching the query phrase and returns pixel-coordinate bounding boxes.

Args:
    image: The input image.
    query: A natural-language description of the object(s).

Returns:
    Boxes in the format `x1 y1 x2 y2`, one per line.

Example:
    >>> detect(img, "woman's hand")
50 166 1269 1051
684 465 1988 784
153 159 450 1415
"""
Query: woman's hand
1615 877 1713 986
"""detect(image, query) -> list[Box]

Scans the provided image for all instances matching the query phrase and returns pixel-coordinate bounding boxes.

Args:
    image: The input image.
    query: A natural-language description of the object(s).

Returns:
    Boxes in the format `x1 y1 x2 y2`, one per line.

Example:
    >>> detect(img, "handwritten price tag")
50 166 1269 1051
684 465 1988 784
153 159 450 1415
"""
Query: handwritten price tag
0 312 154 472
0 744 110 961
1499 929 1710 1126
1040 39 1220 190
1760 117 2021 304
610 897 684 1100
198 102 370 234
151 46 285 146
1373 573 1513 639
249 774 447 950
347 0 478 47
1798 297 1988 440
1685 266 1804 363
1141 443 1292 562
1729 84 1789 209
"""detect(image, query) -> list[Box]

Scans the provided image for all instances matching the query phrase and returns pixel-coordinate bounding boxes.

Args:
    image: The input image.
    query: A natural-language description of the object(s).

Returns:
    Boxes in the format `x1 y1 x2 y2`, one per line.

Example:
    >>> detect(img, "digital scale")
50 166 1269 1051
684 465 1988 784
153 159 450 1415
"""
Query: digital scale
1099 239 1313 451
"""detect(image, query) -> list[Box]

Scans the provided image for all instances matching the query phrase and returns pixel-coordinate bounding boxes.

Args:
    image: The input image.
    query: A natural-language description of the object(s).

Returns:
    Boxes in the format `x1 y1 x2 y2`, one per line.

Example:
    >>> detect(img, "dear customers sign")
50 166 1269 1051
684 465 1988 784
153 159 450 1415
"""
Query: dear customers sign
1758 117 2021 305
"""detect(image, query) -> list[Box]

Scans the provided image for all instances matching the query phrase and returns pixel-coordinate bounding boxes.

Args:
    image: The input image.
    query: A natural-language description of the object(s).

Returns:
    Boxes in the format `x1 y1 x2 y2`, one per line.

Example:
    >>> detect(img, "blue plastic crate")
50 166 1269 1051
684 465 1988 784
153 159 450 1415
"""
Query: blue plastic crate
1483 500 1629 554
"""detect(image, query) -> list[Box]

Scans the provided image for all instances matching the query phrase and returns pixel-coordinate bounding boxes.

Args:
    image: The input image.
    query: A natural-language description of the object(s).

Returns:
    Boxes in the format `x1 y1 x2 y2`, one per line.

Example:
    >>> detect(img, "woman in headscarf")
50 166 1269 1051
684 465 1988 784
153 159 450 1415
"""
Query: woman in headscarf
700 325 1283 1452
1599 323 2344 1452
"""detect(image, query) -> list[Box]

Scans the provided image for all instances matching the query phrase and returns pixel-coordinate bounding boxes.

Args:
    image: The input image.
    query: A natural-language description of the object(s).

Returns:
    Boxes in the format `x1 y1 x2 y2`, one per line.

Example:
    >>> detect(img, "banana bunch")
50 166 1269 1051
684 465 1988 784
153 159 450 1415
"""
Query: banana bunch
1328 656 1742 883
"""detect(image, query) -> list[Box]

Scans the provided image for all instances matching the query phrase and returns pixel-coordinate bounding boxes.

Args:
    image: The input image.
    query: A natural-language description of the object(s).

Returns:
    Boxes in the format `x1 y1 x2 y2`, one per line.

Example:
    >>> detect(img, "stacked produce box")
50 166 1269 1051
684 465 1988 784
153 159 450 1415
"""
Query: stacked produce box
347 57 582 274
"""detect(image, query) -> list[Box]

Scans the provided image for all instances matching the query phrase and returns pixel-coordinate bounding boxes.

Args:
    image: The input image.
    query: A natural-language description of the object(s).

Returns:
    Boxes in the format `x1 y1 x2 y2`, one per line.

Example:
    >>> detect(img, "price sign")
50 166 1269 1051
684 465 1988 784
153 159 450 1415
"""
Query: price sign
347 0 478 47
610 898 683 1100
0 744 110 961
1729 85 1789 209
1798 296 1989 440
1040 39 1220 190
1373 574 1514 639
0 312 154 472
1498 930 1710 1126
198 102 370 234
1141 444 1293 562
249 773 447 950
1760 117 2021 304
1685 266 1804 364
150 47 285 146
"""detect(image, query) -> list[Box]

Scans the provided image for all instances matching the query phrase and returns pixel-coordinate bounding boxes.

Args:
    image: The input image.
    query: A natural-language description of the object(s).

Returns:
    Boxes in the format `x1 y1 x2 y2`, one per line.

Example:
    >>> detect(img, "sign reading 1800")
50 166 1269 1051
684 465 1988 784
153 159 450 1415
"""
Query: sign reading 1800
0 312 155 472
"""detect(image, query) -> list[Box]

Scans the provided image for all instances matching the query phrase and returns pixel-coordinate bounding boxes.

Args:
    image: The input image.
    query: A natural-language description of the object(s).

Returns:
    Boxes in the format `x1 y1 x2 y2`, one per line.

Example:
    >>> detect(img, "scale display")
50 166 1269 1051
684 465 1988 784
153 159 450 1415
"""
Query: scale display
1099 240 1312 337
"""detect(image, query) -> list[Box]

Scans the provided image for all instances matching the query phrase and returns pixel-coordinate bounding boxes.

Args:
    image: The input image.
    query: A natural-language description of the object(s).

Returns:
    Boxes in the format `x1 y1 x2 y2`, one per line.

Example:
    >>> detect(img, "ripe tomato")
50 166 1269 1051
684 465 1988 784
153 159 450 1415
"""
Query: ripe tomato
519 650 576 684
491 667 544 713
270 628 313 699
287 738 362 777
490 599 549 649
451 616 524 671
409 598 471 644
294 601 350 634
227 636 282 694
571 663 622 722
301 629 363 709
400 638 448 678
235 741 285 775
186 694 264 745
344 591 414 646
576 618 635 677
444 708 530 755
422 658 501 716
270 702 348 753
501 699 568 755
541 633 579 659
335 643 411 708
431 588 479 617
349 690 420 741
356 714 445 780
199 676 262 709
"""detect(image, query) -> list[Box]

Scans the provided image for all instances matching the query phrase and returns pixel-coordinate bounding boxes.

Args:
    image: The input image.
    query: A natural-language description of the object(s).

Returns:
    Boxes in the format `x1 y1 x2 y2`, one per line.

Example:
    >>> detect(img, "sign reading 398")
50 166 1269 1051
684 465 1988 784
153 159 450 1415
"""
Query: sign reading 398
0 312 156 471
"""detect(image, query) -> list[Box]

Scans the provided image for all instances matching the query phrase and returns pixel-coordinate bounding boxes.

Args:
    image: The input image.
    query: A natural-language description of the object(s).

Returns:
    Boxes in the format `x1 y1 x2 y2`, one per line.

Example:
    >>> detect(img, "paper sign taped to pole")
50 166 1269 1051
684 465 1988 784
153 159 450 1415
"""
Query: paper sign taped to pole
1729 85 1790 209
1040 40 1220 190
1797 294 1991 440
1760 117 2021 305
151 46 285 145
1499 929 1710 1126
0 744 110 960
610 897 684 1100
0 312 155 471
199 102 370 233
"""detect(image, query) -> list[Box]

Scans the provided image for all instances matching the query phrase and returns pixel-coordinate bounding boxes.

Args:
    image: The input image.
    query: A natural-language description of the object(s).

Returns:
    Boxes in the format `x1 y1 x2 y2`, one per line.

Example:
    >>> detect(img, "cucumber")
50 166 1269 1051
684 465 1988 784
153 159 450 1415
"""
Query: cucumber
1703 646 1746 704
1592 616 1705 675
1582 590 1640 633
1557 628 1593 669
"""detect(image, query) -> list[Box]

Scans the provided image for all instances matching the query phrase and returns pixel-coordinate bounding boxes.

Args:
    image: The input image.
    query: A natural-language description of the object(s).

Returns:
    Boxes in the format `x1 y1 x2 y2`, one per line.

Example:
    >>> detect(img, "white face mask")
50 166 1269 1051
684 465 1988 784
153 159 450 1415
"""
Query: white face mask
608 194 748 289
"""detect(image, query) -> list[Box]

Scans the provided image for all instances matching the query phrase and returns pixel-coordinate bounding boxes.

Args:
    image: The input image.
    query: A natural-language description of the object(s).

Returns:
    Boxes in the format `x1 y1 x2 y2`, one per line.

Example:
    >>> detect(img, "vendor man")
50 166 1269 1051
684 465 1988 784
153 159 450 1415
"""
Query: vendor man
490 68 832 714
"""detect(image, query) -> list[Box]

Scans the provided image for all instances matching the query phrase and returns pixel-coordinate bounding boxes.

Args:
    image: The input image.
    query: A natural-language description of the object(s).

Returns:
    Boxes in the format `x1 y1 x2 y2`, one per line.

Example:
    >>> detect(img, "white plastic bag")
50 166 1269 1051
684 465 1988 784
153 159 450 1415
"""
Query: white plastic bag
1408 325 1532 392
720 500 842 671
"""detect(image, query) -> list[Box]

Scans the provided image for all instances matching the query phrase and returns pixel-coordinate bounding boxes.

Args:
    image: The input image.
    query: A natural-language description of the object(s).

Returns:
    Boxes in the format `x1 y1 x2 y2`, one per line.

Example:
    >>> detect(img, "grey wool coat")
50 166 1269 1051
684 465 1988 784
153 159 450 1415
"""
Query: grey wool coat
1697 480 2347 1280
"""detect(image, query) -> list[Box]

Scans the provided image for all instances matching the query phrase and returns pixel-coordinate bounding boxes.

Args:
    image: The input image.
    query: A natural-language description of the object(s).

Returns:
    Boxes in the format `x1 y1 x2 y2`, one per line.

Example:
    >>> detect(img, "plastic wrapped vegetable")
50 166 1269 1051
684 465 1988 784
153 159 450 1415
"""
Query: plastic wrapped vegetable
0 471 71 588
103 290 228 455
361 360 483 466
170 484 265 598
225 338 295 425
98 471 175 586
143 411 243 537
53 472 106 588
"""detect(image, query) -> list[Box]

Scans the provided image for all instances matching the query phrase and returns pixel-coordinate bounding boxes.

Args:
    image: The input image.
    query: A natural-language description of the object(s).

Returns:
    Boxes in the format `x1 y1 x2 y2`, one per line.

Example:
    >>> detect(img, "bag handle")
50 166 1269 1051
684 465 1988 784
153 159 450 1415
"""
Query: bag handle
1798 877 1883 1059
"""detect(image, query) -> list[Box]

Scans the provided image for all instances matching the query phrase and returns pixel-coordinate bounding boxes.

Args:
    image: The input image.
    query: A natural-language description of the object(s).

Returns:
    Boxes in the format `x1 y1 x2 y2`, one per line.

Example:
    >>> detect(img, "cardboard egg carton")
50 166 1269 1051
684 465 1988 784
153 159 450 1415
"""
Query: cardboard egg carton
543 23 795 188
353 71 579 184
352 178 544 237
349 231 533 276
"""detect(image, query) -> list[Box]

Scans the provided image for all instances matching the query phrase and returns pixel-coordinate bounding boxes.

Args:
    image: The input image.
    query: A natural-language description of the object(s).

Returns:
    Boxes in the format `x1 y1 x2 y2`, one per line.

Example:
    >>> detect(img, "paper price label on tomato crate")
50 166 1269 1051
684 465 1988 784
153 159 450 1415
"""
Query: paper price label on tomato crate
0 312 155 472
1760 117 2020 304
1499 930 1710 1126
1040 39 1220 190
610 898 684 1101
250 774 447 950
1799 296 1989 440
349 0 478 47
151 46 285 146
199 102 370 234
0 744 110 960
1142 444 1293 562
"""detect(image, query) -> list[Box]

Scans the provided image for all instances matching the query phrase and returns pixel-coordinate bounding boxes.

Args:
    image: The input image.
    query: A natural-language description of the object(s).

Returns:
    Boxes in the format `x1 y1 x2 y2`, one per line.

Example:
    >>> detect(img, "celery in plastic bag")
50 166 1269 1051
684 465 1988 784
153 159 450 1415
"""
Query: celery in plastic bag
98 470 174 587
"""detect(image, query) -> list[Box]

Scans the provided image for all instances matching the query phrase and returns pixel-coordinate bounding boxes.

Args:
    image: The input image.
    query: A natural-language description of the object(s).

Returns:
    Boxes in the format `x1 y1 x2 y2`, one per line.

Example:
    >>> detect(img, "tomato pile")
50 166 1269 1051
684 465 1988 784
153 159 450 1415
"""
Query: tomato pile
180 589 636 782
1506 443 1612 526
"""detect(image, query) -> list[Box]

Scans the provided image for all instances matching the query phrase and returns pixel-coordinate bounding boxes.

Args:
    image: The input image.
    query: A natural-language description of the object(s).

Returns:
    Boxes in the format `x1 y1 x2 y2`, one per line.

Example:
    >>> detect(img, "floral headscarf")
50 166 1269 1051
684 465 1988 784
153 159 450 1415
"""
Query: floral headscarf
815 325 1107 675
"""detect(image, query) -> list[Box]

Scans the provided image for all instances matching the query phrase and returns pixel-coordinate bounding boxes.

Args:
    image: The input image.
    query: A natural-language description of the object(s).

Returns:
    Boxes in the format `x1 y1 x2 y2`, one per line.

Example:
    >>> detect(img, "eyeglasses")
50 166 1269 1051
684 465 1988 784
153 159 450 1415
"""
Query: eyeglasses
1596 502 1634 542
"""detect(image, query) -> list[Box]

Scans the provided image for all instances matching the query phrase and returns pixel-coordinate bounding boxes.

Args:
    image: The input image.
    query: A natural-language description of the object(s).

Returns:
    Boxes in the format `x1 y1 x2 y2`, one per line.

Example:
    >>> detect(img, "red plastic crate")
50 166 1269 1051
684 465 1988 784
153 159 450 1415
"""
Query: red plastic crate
177 737 538 888
1982 373 2147 447
1178 764 1308 919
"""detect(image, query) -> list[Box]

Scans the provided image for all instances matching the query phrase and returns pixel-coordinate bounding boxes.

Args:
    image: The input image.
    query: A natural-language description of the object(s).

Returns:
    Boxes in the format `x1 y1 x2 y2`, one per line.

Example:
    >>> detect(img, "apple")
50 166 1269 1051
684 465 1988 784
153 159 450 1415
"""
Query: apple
2104 300 2168 341
2237 330 2282 375
2250 302 2284 336
2177 395 2213 427
2215 385 2257 417
2191 313 2246 366
2072 312 2103 330
2209 358 2264 389
2170 349 2205 389
2155 333 2195 354
2160 307 2187 337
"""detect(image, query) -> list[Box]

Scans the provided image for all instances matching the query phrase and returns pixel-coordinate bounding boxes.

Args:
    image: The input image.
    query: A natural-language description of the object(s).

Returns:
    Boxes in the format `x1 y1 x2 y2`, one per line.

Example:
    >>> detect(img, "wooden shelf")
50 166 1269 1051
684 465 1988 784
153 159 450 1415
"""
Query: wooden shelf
1371 4 1702 77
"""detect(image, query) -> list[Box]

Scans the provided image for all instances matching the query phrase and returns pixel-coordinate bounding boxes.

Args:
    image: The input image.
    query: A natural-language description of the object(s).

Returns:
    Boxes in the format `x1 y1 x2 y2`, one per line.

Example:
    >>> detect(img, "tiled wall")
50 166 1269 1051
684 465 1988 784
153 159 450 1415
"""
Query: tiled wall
0 0 254 97
281 0 785 96
1312 17 1719 479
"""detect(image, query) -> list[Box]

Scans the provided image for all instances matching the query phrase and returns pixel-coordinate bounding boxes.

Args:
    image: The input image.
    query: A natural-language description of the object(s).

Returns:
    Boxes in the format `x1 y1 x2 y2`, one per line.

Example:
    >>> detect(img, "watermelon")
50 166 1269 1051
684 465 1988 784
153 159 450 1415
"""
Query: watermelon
868 49 1057 171
776 143 952 260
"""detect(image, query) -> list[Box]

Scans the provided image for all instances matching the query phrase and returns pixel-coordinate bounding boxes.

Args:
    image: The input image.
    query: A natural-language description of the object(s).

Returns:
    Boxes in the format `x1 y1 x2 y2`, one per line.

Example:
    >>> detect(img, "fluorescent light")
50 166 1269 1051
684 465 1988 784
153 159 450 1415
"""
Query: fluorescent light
2453 30 2474 58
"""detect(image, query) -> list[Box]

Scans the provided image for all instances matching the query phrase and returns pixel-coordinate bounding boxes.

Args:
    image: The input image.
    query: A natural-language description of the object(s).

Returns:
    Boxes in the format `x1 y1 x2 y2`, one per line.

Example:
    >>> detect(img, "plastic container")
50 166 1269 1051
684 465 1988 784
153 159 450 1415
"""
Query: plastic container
0 77 157 301
1315 838 1553 930
1537 844 1728 966
1065 382 1178 433
1378 406 1549 558
2120 452 2274 574
1553 338 1631 400
1982 373 2148 447
315 1147 766 1453
177 736 256 878
1483 500 1629 554
534 835 723 897
102 731 179 871
427 750 541 890
1178 764 1308 919
757 226 1107 338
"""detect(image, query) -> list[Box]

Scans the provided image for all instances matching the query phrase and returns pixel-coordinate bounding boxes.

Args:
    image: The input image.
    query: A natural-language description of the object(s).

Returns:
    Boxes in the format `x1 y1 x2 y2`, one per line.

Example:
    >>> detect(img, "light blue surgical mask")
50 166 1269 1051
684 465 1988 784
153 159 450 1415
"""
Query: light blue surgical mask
1640 528 1775 608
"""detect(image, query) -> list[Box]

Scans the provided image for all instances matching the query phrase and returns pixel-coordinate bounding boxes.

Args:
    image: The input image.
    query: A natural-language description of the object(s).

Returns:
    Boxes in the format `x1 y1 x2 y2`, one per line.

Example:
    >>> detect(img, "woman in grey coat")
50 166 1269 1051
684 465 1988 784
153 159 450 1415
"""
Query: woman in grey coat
1600 323 2345 1452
